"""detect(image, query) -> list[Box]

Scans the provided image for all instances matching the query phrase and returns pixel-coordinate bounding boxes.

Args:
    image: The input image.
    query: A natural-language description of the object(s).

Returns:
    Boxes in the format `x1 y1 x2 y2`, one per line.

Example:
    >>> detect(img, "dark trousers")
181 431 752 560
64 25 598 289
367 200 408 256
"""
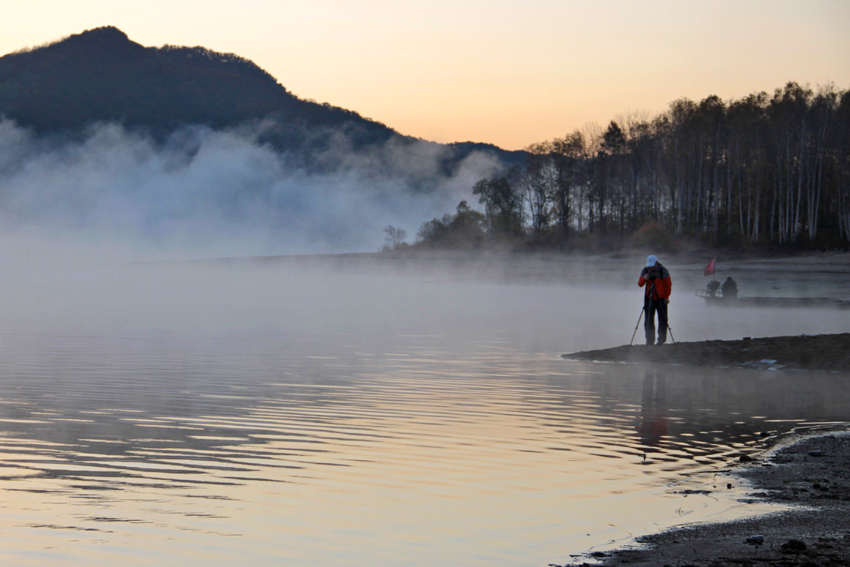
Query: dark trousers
644 298 668 345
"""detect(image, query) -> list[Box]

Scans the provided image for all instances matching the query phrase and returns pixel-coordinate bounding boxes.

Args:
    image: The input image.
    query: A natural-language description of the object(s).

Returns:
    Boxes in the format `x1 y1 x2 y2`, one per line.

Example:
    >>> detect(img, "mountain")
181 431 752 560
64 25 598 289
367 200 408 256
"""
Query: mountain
0 27 393 146
0 26 525 171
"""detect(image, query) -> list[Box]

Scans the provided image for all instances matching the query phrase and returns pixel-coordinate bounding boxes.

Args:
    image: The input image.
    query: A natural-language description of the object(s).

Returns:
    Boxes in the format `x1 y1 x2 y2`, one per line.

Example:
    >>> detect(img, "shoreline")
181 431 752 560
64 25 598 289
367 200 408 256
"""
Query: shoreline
564 425 850 566
561 334 850 565
562 333 850 373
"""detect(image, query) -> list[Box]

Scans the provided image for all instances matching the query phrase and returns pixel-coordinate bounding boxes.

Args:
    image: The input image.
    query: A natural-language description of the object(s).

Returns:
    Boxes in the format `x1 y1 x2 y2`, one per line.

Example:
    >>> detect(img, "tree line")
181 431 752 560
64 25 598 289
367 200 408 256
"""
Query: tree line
406 82 850 252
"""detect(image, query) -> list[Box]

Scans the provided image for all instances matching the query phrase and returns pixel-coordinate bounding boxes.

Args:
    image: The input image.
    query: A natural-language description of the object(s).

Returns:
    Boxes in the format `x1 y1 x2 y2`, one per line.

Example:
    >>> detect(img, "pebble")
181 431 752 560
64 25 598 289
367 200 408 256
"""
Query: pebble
781 539 807 552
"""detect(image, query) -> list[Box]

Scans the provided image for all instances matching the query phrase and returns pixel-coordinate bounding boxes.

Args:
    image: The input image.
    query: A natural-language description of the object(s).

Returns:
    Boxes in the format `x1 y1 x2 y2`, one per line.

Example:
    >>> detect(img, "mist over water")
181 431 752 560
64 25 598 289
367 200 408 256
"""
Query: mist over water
0 119 502 260
0 256 848 566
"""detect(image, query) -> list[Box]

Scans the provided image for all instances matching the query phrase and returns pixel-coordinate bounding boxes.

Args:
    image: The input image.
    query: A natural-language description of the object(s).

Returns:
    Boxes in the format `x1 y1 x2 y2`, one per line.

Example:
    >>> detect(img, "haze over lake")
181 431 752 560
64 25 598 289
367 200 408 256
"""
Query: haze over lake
0 254 847 566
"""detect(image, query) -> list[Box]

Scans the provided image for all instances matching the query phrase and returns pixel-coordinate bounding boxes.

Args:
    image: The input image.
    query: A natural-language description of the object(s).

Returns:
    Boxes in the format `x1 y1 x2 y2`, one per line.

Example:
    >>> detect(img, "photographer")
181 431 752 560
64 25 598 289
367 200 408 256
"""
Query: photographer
638 255 672 345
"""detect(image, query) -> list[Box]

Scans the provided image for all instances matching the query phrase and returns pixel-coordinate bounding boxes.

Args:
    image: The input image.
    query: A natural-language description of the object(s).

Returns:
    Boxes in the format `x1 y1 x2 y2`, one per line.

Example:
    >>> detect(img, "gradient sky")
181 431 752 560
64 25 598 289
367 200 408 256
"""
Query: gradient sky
3 0 849 150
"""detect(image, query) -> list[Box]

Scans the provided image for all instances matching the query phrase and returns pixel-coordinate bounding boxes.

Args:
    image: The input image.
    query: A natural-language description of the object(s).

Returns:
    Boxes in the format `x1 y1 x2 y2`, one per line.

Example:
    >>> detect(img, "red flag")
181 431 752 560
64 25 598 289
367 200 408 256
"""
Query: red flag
703 257 716 277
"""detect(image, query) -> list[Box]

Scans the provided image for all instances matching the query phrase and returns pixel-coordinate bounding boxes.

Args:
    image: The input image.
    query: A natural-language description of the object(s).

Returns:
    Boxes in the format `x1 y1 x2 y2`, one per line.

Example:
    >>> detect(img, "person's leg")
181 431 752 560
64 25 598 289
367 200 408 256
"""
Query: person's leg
656 300 668 345
644 299 656 345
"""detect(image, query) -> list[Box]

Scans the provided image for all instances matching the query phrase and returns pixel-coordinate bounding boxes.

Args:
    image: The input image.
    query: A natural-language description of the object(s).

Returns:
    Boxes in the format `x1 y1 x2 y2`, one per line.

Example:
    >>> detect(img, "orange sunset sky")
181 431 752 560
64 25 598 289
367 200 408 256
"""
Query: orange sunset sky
2 0 849 150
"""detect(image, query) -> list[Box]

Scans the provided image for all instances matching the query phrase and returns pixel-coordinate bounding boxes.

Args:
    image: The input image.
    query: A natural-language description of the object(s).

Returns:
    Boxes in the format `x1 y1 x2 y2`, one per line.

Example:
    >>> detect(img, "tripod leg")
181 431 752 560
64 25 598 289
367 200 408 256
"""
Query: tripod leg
629 304 645 346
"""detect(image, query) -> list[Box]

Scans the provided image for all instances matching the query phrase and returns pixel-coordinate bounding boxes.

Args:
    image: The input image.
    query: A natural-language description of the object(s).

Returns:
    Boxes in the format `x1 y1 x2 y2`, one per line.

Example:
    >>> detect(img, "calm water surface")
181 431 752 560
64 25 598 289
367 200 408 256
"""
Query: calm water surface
0 260 848 566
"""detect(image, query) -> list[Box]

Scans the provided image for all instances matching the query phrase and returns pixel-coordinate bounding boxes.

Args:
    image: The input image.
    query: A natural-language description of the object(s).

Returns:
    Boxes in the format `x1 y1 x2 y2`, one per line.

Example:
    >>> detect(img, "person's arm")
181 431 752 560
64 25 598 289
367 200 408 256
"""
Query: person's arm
662 272 672 302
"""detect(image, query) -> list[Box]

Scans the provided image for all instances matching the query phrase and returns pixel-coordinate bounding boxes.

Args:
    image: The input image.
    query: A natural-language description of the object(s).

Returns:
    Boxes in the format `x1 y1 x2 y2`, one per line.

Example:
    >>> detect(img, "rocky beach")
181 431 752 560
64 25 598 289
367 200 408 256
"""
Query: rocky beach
565 426 850 566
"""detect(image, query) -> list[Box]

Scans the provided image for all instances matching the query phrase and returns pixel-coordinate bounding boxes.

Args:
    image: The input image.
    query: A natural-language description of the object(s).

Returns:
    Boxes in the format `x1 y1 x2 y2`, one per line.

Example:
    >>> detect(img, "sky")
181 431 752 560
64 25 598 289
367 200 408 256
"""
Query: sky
2 0 849 151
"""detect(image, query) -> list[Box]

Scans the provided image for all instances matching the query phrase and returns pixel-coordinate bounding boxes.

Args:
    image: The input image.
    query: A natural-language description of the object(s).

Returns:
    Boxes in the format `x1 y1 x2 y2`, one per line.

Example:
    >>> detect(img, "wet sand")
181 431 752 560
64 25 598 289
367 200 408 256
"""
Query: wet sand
561 335 850 566
565 427 850 566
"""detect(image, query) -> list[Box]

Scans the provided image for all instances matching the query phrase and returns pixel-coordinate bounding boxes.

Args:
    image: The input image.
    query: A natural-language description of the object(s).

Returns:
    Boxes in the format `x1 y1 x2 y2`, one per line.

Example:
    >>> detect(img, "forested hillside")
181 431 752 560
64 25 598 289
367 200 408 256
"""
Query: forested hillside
413 83 850 251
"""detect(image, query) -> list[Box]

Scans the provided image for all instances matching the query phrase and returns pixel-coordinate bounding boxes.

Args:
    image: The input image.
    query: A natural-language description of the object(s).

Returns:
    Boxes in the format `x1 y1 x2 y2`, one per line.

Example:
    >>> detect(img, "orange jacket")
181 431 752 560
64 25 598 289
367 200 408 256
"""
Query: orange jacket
639 264 671 300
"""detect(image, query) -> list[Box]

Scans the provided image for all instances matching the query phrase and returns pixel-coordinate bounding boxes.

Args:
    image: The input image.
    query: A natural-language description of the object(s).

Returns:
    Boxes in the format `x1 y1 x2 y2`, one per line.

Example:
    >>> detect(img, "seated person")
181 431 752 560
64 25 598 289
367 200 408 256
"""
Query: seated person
721 277 738 299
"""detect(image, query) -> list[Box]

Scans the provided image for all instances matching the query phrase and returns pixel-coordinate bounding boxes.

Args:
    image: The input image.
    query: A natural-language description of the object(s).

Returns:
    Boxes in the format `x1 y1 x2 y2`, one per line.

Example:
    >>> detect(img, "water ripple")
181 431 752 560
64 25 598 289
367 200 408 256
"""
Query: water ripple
0 328 846 566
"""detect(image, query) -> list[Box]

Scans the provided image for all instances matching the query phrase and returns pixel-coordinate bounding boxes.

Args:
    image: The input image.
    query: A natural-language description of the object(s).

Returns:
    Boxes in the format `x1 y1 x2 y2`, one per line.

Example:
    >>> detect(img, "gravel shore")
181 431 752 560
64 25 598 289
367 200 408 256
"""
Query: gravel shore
564 427 850 567
561 333 850 566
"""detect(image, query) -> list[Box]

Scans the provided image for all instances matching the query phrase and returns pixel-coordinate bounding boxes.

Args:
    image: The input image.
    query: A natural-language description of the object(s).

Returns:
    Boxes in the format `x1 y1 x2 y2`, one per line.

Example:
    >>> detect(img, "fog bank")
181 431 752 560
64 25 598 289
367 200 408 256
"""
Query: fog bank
0 119 502 263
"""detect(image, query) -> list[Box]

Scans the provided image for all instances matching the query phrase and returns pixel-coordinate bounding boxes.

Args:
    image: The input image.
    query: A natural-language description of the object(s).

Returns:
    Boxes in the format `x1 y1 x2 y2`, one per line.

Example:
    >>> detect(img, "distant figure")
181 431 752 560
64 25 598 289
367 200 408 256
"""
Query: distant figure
638 255 672 346
706 280 720 297
721 277 738 299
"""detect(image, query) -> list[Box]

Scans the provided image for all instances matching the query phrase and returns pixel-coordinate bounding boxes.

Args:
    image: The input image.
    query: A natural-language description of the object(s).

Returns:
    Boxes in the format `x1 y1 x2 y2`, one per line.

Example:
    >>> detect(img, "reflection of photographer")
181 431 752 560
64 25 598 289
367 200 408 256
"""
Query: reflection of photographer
638 255 672 345
638 368 668 447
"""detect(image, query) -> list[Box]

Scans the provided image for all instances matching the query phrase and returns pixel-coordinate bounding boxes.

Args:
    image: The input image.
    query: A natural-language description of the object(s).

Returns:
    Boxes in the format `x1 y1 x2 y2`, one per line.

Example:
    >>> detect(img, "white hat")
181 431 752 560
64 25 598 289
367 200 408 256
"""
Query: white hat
646 255 658 267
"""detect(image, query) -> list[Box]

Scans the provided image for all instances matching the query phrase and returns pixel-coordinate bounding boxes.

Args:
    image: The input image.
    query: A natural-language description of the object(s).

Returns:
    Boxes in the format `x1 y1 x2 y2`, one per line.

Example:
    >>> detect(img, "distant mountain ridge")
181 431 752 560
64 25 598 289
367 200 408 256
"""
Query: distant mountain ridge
0 26 524 171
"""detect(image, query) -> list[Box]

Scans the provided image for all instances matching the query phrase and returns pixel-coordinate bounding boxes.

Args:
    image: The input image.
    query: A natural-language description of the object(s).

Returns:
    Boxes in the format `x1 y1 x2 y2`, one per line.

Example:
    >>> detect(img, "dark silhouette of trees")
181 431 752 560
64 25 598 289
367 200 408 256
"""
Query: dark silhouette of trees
413 82 849 251
416 201 486 249
472 177 524 239
381 225 408 252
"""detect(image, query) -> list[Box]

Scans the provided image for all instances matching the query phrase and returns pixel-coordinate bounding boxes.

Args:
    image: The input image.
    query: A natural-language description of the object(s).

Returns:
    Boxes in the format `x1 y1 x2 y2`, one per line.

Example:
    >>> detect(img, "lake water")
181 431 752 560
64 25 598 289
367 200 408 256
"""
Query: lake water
0 256 848 566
